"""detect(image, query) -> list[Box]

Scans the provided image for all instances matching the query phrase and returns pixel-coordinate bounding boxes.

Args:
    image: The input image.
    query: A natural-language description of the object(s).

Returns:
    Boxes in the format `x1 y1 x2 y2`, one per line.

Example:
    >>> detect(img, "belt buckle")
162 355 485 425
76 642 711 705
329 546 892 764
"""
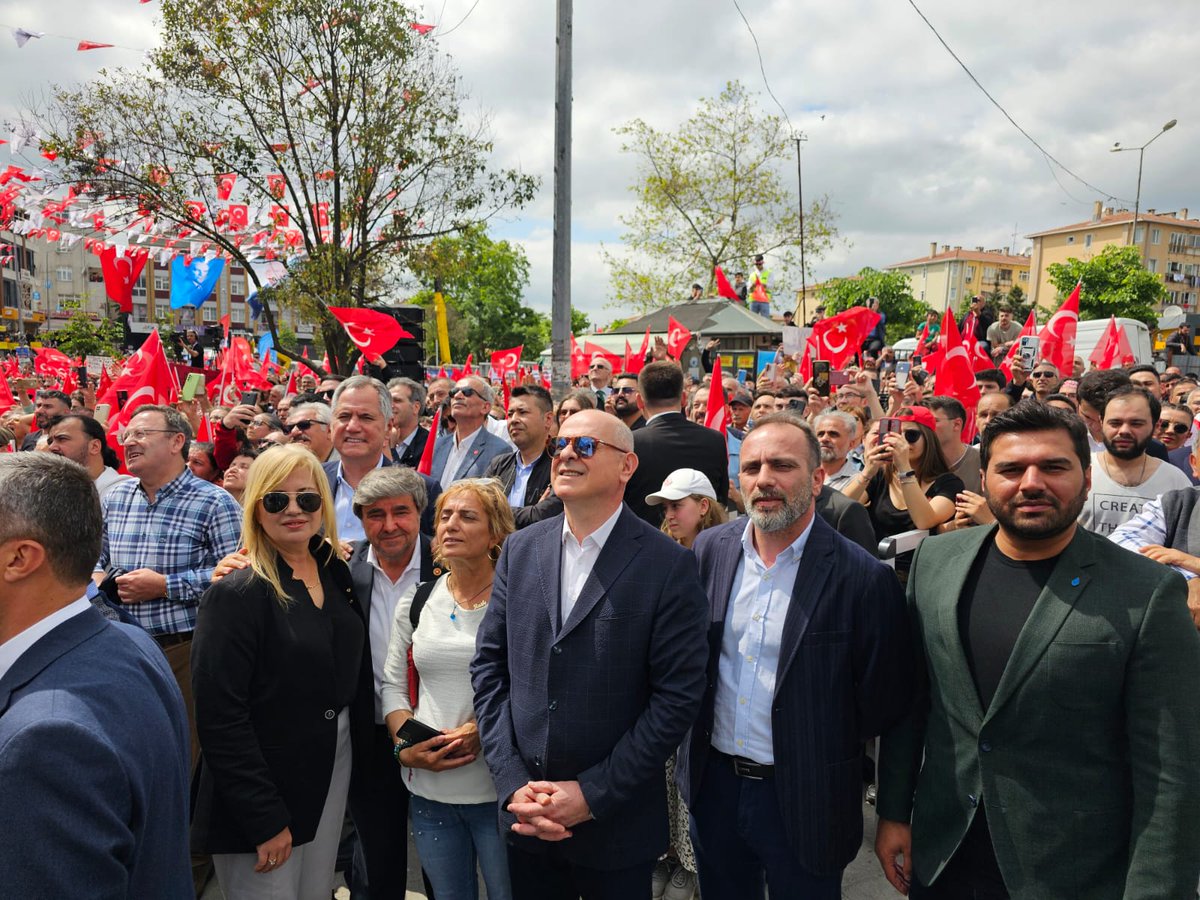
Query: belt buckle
732 757 763 781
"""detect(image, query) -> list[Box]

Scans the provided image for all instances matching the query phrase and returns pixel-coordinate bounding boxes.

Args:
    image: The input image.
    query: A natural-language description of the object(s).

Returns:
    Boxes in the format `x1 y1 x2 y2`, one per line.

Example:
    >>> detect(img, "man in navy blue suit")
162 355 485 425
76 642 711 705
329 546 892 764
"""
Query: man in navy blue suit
677 412 912 898
472 409 709 899
0 453 192 898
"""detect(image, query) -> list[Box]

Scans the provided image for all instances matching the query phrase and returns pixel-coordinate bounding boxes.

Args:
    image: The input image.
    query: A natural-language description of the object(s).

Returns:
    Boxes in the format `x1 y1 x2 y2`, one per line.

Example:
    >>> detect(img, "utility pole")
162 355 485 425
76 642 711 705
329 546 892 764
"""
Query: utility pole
794 132 808 321
550 0 573 400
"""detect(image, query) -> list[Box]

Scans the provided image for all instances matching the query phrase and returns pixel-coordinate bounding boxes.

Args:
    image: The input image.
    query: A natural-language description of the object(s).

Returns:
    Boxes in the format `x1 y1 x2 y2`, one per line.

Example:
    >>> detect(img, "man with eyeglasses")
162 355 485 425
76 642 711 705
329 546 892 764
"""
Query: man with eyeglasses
588 355 614 405
611 372 646 431
430 377 510 489
93 404 242 892
285 402 338 463
19 389 71 451
472 409 709 898
1152 402 1199 485
1025 363 1061 402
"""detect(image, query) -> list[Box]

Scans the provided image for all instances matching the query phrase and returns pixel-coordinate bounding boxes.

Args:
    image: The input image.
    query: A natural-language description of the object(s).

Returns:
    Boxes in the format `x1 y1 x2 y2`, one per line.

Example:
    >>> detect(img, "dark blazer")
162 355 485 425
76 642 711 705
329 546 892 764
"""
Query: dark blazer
814 484 877 555
0 606 192 898
430 423 511 485
877 525 1200 897
323 456 442 537
677 515 912 877
394 425 429 469
471 505 709 869
190 539 366 853
624 412 730 525
485 448 564 527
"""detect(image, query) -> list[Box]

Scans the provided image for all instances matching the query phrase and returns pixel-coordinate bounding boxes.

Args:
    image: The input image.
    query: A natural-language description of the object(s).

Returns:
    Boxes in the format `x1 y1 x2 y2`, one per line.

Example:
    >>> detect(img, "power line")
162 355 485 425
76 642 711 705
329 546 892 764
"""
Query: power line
436 0 483 39
730 0 794 133
904 0 1134 206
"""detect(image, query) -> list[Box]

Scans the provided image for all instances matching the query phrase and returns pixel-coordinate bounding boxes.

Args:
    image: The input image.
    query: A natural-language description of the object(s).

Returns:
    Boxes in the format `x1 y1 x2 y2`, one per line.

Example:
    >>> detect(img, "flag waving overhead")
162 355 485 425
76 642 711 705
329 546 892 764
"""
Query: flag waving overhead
714 266 740 302
99 330 177 459
811 306 881 368
328 307 412 358
703 353 728 438
490 345 523 380
666 315 693 360
100 246 149 313
932 310 982 441
170 255 225 308
1089 316 1136 370
1039 281 1080 377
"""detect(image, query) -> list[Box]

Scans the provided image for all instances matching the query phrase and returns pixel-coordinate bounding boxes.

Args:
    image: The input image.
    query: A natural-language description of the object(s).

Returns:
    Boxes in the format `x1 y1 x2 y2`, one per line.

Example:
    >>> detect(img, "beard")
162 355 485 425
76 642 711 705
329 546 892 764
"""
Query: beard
746 483 813 533
1103 432 1150 461
818 445 839 462
987 482 1088 541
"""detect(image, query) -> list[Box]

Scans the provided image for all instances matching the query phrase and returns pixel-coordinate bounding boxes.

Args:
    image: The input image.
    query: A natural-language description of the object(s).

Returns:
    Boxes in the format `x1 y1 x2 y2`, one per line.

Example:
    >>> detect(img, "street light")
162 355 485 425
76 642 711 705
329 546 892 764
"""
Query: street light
1111 118 1177 253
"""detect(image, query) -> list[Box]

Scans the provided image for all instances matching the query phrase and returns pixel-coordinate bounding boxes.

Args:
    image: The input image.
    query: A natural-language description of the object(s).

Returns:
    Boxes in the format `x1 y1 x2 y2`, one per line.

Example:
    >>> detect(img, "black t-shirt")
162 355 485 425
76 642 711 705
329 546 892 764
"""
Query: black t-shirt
866 470 962 574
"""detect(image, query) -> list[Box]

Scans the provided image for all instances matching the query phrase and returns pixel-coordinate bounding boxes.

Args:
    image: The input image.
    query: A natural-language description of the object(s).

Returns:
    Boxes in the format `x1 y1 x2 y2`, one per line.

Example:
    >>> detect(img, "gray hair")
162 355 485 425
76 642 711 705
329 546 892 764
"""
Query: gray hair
610 417 635 452
813 410 859 435
288 402 333 425
459 375 494 405
129 404 193 460
387 376 427 409
353 466 429 518
0 454 102 585
332 375 392 422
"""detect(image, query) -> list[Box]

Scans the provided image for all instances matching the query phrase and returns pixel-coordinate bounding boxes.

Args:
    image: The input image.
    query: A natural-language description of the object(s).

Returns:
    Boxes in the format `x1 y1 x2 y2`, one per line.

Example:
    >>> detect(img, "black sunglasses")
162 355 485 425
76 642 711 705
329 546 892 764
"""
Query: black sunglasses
1157 422 1191 435
261 491 323 514
902 430 923 444
550 435 626 458
1030 371 1058 379
451 387 480 398
285 420 324 433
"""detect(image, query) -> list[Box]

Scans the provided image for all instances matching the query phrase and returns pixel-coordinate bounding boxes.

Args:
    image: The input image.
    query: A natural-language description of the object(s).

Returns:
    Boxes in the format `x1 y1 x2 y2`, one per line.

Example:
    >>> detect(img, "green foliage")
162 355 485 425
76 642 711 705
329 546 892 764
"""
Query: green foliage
817 268 923 344
604 81 838 313
408 224 543 360
53 306 125 359
1046 245 1165 327
571 309 591 335
34 0 538 374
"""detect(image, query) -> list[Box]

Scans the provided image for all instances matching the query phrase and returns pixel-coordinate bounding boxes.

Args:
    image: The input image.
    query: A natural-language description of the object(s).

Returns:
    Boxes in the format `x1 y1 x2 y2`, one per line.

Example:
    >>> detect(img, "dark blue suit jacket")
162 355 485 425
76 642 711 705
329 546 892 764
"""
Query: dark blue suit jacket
430 424 511 485
0 606 192 898
323 456 442 536
471 505 709 869
677 515 913 877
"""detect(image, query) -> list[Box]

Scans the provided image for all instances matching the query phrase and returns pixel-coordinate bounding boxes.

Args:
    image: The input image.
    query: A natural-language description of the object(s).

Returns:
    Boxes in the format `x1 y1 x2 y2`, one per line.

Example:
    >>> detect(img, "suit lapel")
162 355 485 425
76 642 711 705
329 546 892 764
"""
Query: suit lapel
709 522 745 625
984 529 1095 720
936 525 996 723
559 509 642 639
455 429 488 481
0 607 107 715
775 517 835 687
537 518 566 635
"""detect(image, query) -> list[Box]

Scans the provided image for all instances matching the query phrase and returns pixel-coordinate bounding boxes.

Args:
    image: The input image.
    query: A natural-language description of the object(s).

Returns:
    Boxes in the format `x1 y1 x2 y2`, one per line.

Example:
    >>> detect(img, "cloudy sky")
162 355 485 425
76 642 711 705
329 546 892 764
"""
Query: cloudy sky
0 0 1195 327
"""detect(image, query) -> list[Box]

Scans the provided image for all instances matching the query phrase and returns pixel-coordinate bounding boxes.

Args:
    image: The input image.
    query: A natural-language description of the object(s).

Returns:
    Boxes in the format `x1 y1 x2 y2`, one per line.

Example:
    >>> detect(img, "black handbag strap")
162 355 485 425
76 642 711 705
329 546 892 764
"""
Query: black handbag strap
409 579 438 631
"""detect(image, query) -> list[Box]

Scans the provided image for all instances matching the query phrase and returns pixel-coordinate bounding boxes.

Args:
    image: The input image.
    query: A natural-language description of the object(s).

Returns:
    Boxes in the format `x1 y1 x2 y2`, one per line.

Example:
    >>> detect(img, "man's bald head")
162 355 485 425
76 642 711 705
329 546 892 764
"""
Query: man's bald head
559 409 634 452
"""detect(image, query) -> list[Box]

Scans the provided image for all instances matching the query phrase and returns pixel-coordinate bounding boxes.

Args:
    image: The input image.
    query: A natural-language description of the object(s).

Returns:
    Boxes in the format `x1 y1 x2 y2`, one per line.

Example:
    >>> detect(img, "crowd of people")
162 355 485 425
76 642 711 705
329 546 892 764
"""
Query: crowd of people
3 324 1200 900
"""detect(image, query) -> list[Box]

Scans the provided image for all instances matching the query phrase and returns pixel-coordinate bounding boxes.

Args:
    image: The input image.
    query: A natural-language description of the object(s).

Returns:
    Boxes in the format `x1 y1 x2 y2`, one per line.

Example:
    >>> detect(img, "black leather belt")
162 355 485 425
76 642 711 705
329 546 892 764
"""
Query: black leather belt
714 748 774 780
153 631 193 649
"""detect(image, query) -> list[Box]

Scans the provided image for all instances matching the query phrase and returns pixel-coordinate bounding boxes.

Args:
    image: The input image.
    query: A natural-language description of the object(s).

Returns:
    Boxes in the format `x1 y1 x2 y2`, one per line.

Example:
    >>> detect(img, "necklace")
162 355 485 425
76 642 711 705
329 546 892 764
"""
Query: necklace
1102 452 1147 488
448 575 491 622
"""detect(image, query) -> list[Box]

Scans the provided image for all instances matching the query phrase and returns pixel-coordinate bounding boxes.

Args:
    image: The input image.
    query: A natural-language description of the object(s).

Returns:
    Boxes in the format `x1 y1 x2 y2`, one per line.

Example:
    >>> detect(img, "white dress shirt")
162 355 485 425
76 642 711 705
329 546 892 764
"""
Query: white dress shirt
712 517 814 764
94 466 135 501
367 544 422 723
440 425 483 490
334 456 387 544
0 597 91 683
559 505 623 625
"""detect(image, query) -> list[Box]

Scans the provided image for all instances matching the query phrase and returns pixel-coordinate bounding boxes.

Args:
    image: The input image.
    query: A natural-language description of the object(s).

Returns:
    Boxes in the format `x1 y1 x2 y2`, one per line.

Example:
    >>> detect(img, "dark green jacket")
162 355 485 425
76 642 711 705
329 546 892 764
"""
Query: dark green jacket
877 524 1200 898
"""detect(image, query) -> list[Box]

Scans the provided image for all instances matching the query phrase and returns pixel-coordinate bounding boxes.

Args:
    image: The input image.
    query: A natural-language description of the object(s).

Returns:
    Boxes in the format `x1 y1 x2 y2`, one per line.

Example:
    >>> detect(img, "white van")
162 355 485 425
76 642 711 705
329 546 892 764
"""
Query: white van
1073 318 1153 367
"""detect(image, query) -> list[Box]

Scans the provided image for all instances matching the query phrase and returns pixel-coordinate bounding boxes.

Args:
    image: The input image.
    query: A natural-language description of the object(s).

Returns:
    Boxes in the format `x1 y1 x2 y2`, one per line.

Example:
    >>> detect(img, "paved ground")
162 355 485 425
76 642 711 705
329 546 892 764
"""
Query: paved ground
202 799 900 899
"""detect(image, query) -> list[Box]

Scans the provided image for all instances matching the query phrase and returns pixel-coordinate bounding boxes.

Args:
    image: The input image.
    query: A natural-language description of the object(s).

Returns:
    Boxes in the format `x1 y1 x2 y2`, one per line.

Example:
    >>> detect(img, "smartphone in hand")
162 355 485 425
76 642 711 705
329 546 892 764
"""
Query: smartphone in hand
813 361 831 397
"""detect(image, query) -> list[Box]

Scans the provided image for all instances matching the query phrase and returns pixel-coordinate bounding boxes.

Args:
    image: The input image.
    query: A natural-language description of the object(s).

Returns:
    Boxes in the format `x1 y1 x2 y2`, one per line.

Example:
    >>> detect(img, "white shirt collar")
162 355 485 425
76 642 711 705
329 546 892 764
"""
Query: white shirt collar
453 424 483 449
336 455 386 486
561 503 624 551
0 596 92 684
365 541 421 586
740 515 815 570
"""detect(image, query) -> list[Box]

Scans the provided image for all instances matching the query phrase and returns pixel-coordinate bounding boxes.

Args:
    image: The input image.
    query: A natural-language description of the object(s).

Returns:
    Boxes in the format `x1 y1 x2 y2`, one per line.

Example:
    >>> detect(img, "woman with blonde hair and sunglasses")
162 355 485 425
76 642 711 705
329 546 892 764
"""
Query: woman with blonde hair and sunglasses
191 445 366 900
382 478 516 900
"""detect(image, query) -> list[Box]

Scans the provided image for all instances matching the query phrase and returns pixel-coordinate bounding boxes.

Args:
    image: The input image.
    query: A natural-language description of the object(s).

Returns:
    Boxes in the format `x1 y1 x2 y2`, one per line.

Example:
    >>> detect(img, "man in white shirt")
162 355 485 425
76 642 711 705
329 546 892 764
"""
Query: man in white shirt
44 413 133 500
431 376 510 489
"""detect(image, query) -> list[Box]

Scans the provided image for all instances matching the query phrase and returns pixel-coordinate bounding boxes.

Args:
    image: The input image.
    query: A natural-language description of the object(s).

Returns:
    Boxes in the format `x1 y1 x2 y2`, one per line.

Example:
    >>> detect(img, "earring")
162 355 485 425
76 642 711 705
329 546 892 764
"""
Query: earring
488 544 501 563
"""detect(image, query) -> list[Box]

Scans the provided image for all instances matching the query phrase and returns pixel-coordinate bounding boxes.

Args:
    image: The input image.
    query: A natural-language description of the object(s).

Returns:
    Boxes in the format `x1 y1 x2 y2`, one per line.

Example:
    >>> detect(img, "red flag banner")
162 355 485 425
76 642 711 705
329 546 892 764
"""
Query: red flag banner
1089 316 1136 370
34 347 74 383
1039 281 1080 377
417 410 440 476
584 341 622 375
327 307 413 358
99 330 178 459
932 310 982 442
811 306 881 369
570 335 588 380
490 345 523 381
667 315 693 360
703 354 728 438
99 246 149 313
714 266 740 303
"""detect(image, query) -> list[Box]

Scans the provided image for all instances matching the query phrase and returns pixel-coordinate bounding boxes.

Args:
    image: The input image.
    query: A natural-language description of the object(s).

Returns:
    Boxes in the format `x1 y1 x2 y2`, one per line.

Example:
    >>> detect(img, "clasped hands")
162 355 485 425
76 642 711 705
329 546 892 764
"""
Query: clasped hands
507 780 592 842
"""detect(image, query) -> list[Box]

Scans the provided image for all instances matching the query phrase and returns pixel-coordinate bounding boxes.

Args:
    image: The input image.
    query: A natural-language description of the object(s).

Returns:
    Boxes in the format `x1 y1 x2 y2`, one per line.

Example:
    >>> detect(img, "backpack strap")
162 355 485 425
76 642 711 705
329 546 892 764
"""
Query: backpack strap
409 579 438 631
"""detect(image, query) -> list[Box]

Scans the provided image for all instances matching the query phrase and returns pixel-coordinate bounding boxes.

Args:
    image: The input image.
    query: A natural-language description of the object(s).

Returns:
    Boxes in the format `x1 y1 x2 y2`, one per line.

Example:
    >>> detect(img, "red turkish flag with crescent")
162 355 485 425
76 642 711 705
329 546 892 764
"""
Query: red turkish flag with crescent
811 306 880 368
666 315 692 360
99 246 149 313
328 307 413 358
216 173 237 201
490 345 523 380
267 174 287 199
226 204 249 231
1089 316 1136 370
1038 281 1080 377
932 310 982 442
584 341 622 375
98 330 178 464
569 335 588 379
714 266 740 302
34 347 74 383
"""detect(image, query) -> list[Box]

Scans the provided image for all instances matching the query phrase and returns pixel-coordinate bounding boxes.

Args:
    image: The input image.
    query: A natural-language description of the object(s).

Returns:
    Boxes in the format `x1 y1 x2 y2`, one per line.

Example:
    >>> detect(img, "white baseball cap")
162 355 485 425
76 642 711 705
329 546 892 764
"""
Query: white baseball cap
645 468 718 506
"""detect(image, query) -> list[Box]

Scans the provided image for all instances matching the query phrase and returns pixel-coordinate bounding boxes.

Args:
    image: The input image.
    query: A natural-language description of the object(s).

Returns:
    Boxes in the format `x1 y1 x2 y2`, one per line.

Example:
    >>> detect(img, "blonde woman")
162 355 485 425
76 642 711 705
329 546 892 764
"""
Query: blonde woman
381 478 515 900
647 468 727 549
191 445 365 900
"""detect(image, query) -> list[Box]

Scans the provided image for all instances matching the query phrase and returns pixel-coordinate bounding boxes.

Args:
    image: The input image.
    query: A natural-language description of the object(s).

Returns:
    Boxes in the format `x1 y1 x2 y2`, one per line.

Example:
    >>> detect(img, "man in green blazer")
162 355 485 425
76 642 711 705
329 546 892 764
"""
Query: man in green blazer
876 401 1200 898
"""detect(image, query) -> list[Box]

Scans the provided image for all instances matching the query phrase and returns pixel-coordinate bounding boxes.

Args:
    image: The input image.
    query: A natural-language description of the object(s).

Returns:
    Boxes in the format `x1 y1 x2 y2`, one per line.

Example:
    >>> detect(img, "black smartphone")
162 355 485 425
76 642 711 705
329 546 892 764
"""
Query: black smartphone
116 390 129 408
813 360 831 397
395 717 442 750
239 390 260 407
75 365 88 384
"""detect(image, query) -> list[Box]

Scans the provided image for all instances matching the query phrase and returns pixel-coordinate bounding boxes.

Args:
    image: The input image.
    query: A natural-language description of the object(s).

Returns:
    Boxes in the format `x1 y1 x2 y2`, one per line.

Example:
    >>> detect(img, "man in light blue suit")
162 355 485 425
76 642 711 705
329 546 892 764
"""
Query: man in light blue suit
0 454 192 899
430 375 511 488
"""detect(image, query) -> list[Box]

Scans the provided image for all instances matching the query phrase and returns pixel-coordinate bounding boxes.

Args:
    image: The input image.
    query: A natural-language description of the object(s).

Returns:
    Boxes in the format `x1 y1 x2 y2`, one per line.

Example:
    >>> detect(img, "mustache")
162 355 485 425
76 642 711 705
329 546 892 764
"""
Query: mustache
749 488 787 504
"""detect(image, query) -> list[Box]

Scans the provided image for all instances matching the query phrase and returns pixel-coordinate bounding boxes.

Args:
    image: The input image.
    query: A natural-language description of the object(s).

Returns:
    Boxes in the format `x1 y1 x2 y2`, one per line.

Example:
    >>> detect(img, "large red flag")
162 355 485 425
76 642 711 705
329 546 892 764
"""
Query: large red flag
622 340 636 375
569 335 588 380
811 306 881 368
327 306 413 358
714 266 740 302
99 246 149 313
0 373 15 416
932 311 982 442
417 410 440 476
100 330 178 458
703 354 728 438
489 345 523 381
999 310 1039 380
964 332 994 372
1089 316 1136 370
666 315 692 360
461 353 474 377
34 347 74 383
624 327 650 375
1039 282 1080 377
584 341 622 375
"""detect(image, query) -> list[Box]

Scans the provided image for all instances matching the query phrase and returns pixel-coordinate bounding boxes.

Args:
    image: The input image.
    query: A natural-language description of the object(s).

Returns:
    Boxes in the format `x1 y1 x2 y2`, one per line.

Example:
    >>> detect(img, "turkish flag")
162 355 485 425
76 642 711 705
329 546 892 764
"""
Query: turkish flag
216 173 237 201
703 354 728 438
1089 316 1136 370
328 306 413 358
714 266 740 302
226 204 249 231
185 200 206 222
964 332 994 372
1038 282 1080 377
0 372 15 416
98 330 178 464
622 340 636 375
267 174 286 199
77 40 114 51
932 310 982 442
490 345 523 380
666 315 692 360
34 348 74 383
100 246 149 313
798 336 815 384
811 306 881 368
417 410 440 476
311 202 329 228
570 335 588 380
999 310 1038 380
209 336 270 406
269 205 290 227
584 341 622 375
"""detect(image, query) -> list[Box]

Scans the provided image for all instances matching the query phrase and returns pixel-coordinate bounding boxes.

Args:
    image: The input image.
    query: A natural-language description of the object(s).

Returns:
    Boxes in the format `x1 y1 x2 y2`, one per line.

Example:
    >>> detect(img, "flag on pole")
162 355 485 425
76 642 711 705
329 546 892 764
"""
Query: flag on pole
714 266 740 302
703 354 728 439
417 410 440 476
1039 281 1081 377
932 310 982 442
666 316 692 360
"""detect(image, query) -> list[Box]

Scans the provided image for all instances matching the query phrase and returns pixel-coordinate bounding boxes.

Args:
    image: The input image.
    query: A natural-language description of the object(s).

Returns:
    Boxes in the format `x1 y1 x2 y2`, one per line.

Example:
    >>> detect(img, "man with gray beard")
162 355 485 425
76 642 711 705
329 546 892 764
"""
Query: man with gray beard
676 412 912 898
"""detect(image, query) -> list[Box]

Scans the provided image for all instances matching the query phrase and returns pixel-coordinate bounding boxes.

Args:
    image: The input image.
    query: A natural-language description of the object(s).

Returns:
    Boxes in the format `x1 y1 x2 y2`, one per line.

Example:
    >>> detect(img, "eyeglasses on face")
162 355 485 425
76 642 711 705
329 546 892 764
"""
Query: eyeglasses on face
120 428 179 445
258 439 284 449
614 386 638 396
451 386 480 399
1031 371 1058 379
260 491 323 514
285 420 326 434
1157 421 1191 436
550 435 626 459
588 363 608 370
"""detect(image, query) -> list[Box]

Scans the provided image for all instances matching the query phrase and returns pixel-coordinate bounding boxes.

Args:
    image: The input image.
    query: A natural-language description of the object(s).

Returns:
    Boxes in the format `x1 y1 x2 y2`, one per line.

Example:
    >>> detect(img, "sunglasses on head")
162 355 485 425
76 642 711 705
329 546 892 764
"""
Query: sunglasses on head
1158 422 1191 435
451 387 480 398
550 435 625 458
261 491 323 514
285 420 323 433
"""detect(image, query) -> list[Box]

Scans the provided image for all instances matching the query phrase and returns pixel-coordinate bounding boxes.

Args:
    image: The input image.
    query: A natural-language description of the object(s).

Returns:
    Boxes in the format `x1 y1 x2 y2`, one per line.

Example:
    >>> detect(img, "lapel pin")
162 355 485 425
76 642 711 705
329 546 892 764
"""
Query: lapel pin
1071 577 1080 587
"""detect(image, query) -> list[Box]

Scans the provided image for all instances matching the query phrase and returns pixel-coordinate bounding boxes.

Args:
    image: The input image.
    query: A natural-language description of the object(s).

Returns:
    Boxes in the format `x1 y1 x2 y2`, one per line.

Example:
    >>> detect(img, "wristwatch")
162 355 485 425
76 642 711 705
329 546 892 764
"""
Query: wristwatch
898 469 916 481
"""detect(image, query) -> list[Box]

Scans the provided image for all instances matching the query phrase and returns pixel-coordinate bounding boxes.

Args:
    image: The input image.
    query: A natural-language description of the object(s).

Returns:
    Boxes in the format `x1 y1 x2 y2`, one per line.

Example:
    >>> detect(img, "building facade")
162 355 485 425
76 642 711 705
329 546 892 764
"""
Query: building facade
885 243 1031 313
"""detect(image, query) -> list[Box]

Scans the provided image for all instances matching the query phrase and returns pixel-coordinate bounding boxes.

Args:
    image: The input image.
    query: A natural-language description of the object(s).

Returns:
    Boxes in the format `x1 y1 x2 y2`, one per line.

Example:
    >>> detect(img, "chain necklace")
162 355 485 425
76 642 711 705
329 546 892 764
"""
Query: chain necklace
1101 451 1147 488
448 574 491 622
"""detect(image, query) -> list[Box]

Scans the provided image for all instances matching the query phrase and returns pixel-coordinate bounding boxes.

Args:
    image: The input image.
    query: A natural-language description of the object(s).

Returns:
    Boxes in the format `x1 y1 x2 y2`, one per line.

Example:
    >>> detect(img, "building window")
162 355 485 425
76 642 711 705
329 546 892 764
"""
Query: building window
131 273 147 300
57 237 72 253
1084 234 1092 248
1134 226 1145 244
1147 258 1158 273
154 273 169 292
1066 236 1076 244
155 304 171 321
88 268 103 283
133 304 148 321
56 267 72 282
981 267 996 282
1151 228 1161 245
965 266 976 281
231 306 246 324
1170 233 1187 253
1019 271 1029 282
998 268 1013 283
229 274 246 296
202 302 218 323
949 286 958 301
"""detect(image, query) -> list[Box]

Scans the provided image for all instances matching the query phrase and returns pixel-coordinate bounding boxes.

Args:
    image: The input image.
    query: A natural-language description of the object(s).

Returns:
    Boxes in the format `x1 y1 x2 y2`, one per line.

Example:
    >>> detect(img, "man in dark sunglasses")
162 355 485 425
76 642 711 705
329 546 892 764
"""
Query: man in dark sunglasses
610 373 646 431
430 377 510 489
285 403 336 463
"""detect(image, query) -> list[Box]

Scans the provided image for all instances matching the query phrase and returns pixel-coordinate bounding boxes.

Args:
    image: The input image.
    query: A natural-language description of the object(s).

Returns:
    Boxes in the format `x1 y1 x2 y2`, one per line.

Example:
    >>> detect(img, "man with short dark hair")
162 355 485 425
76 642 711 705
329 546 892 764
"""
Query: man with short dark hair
486 384 562 527
45 412 132 499
985 306 1020 354
959 294 993 351
0 454 192 897
1127 364 1162 398
876 402 1200 898
624 361 730 525
611 372 646 431
924 396 981 494
750 391 777 426
1154 402 1198 483
20 389 71 450
387 376 428 468
974 368 1006 396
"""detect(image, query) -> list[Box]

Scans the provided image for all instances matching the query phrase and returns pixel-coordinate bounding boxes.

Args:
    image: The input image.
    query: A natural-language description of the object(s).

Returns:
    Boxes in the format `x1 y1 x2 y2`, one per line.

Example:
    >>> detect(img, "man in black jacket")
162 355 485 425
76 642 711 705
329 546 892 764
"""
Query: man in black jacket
387 377 428 469
485 384 562 528
624 361 730 526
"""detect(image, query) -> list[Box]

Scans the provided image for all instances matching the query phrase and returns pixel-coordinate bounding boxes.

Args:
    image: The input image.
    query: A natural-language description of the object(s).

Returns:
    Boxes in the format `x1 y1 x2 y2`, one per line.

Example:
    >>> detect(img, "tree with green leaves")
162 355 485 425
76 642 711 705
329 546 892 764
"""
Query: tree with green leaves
1046 245 1166 326
53 307 125 359
604 81 838 313
31 0 537 373
817 268 923 343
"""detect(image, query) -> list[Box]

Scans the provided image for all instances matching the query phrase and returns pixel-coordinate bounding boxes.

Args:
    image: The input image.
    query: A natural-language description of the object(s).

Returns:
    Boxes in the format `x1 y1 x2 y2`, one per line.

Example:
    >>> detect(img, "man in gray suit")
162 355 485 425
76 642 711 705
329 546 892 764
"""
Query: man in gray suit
430 376 510 488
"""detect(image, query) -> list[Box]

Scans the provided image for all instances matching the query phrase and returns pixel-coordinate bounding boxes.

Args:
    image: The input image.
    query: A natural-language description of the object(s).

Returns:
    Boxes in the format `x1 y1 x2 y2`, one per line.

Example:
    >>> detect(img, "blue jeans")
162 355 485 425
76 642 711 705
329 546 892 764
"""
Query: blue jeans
750 301 771 317
410 795 512 900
